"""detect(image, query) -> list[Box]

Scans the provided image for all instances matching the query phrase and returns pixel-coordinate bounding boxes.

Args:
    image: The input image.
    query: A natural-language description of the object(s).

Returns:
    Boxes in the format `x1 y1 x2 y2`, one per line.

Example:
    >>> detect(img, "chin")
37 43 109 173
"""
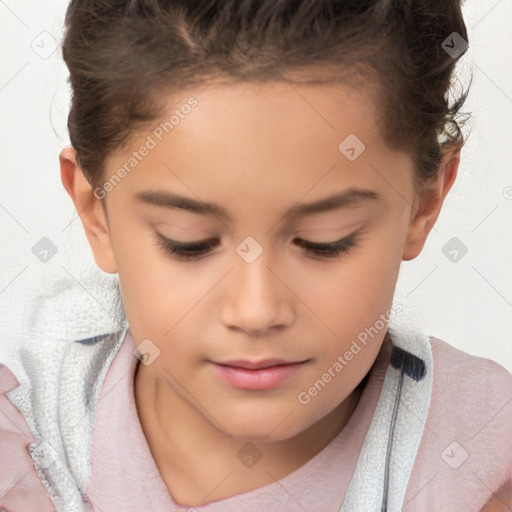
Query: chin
214 411 308 444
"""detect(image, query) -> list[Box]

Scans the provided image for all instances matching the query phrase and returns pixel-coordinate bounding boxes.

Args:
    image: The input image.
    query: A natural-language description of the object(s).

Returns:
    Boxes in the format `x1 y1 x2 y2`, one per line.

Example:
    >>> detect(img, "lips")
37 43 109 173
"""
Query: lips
211 359 310 390
215 358 306 370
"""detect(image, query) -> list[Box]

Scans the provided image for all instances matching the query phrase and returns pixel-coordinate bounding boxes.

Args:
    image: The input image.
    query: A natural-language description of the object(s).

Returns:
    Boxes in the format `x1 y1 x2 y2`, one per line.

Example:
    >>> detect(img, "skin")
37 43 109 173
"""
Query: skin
479 479 512 511
60 79 461 506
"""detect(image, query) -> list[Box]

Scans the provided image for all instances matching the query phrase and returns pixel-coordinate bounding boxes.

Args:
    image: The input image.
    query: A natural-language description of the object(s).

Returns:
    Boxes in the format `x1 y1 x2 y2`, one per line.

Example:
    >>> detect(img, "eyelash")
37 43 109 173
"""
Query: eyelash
155 232 358 262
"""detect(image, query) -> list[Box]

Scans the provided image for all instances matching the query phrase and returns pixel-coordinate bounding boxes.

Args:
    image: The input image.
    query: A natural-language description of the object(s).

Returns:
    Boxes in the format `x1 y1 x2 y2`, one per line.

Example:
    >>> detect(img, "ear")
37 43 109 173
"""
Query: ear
59 147 118 273
402 142 462 261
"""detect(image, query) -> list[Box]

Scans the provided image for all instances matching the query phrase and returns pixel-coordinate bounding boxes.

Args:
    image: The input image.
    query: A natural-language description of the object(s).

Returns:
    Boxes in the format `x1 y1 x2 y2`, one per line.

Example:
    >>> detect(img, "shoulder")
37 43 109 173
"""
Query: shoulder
428 335 512 400
403 336 512 511
0 362 55 510
0 328 129 510
427 334 512 448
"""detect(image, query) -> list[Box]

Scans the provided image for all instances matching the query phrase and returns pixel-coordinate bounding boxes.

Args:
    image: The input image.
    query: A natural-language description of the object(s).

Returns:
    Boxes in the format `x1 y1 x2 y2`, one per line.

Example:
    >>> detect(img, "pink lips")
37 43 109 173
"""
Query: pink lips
212 359 308 390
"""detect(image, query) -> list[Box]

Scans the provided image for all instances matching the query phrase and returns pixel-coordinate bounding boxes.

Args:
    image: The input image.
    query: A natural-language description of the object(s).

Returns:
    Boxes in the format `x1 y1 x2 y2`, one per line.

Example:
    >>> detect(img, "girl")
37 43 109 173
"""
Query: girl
1 1 511 511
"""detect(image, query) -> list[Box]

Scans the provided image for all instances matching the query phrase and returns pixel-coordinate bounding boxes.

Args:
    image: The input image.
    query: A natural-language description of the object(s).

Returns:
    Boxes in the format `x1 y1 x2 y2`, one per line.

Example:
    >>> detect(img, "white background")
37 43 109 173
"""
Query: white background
1 0 511 371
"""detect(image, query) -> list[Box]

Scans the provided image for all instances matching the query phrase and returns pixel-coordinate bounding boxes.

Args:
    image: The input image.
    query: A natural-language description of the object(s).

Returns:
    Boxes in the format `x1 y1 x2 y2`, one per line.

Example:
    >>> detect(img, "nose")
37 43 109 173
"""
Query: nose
221 251 294 335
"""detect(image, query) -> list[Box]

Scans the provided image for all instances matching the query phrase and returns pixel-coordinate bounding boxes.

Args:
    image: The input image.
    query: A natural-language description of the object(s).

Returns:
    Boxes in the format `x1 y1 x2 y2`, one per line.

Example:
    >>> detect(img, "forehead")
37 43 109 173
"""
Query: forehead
167 79 380 150
105 80 414 217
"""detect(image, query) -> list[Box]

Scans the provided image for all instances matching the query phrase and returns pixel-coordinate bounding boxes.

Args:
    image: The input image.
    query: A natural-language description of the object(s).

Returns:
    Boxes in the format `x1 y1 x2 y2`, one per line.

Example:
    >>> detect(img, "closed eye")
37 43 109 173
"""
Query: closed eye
155 232 359 262
293 235 357 259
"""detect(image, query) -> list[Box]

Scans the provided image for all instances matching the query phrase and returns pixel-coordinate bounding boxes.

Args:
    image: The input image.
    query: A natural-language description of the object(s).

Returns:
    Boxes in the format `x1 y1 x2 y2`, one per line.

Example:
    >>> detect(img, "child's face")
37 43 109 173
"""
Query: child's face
68 81 448 441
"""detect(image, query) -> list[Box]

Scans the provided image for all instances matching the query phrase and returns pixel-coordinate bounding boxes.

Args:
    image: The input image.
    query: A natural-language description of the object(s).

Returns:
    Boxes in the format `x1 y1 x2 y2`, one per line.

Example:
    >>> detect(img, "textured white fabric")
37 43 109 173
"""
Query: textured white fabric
5 267 128 512
339 328 433 511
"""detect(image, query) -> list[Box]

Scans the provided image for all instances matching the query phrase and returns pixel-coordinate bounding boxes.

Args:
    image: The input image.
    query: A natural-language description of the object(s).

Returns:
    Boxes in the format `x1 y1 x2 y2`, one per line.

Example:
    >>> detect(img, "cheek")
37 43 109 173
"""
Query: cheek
109 223 196 339
297 242 402 336
292 231 402 387
119 263 209 345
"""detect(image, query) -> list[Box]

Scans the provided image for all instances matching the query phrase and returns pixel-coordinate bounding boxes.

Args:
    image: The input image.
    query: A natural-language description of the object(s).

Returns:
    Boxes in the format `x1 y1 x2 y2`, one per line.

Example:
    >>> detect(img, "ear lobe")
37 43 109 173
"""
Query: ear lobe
402 142 462 261
59 147 118 274
401 188 439 261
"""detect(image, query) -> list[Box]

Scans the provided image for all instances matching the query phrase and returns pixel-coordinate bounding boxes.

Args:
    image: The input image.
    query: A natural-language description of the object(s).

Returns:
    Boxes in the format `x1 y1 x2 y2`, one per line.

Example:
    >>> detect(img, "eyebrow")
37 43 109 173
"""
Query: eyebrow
134 187 380 222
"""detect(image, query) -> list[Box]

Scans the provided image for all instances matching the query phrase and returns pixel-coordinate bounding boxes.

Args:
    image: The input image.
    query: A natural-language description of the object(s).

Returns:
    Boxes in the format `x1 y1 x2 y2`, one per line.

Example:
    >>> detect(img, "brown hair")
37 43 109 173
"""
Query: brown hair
62 0 471 194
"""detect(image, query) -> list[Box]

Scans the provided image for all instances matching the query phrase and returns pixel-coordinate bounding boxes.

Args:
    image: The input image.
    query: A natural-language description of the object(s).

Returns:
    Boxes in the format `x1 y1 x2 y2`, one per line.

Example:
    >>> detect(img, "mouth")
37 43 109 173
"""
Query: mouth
214 358 307 370
211 359 310 390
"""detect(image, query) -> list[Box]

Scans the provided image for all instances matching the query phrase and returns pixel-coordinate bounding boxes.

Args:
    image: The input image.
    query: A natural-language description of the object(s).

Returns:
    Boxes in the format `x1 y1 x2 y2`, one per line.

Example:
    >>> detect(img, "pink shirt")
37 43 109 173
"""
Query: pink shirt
1 329 511 511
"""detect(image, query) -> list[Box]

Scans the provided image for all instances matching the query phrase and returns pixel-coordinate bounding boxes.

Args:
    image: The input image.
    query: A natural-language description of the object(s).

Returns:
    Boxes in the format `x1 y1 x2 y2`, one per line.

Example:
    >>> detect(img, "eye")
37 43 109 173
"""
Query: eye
293 233 357 259
155 232 358 262
155 233 220 261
